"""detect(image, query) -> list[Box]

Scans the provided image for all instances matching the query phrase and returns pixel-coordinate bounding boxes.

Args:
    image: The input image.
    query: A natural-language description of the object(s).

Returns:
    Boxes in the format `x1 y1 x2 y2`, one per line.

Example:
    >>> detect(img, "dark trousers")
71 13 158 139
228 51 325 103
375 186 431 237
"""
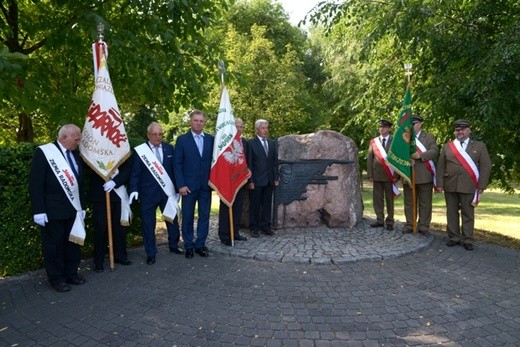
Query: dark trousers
181 189 212 250
372 181 394 226
218 187 246 241
93 200 128 266
403 182 434 232
249 185 274 232
444 192 475 245
140 195 180 257
41 219 81 285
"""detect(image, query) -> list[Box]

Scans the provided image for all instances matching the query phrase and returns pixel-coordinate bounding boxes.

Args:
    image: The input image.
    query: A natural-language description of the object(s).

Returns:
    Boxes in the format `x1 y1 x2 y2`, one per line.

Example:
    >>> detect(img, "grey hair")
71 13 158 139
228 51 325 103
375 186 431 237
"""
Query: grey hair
254 119 268 129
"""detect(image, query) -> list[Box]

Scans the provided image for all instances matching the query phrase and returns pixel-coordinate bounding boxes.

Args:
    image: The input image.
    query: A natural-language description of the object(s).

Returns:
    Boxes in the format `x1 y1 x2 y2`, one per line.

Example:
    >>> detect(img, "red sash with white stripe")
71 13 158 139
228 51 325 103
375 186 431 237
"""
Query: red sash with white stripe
371 138 400 197
448 140 480 206
415 138 438 188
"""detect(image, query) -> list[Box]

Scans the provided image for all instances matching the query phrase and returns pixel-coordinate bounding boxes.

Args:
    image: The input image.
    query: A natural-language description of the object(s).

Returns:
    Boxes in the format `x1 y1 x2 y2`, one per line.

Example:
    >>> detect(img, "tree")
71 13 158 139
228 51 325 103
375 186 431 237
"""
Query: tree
0 0 230 144
309 0 520 191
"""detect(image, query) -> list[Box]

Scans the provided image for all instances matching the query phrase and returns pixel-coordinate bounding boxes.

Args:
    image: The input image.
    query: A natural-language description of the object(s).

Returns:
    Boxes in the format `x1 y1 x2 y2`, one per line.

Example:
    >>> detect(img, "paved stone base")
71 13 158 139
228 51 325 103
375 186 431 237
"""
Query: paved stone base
207 217 433 264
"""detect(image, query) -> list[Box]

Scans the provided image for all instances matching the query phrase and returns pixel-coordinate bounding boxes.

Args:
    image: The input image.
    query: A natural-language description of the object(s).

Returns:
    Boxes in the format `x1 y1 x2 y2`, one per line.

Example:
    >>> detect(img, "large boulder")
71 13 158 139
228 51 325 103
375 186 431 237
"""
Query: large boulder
274 130 362 229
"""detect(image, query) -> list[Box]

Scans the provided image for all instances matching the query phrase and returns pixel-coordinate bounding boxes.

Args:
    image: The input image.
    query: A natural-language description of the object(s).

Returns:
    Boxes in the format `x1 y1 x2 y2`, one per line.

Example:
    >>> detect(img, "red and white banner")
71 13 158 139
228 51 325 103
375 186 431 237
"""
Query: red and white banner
80 41 130 180
448 140 481 206
415 139 438 188
209 86 251 206
371 138 401 198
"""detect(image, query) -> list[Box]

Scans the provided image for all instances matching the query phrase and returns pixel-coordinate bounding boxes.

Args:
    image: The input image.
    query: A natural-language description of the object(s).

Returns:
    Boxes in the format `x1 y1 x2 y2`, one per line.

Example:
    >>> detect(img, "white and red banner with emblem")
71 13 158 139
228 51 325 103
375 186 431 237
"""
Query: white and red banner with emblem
209 86 251 206
80 41 130 179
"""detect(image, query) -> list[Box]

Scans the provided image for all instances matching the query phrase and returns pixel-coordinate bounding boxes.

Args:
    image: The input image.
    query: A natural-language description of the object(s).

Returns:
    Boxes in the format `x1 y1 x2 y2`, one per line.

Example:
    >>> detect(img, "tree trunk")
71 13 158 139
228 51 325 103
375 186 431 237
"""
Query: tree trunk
16 113 34 143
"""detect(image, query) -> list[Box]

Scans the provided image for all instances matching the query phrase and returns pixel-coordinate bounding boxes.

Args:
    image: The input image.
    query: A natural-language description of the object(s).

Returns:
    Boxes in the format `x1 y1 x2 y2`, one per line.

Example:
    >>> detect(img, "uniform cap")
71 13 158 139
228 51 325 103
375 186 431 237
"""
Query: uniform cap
378 119 392 127
454 119 471 128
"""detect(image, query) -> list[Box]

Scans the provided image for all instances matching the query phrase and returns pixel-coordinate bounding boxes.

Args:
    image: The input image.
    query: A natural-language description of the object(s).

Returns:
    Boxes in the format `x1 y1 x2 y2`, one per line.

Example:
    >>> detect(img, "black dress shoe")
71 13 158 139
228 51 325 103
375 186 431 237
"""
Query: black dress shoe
67 275 86 285
169 247 185 254
447 240 460 247
221 240 232 246
185 249 194 259
402 229 413 234
251 230 260 238
235 235 247 241
463 243 474 251
146 256 156 265
262 229 275 236
370 222 384 228
115 259 132 265
94 265 104 273
195 246 209 257
386 225 394 231
51 282 71 293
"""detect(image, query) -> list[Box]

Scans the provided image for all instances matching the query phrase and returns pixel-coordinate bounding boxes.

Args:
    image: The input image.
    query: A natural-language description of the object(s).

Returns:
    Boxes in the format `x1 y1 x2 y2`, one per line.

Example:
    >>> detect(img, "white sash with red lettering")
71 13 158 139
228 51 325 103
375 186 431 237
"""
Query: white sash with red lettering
40 144 86 245
415 138 438 188
448 140 480 206
134 144 179 222
371 138 400 197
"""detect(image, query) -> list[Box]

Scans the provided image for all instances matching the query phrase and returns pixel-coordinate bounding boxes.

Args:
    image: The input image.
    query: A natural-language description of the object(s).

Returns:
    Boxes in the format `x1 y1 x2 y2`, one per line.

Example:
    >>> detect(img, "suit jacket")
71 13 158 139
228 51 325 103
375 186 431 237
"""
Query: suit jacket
248 136 279 186
367 136 396 182
174 131 214 192
437 139 492 193
29 141 85 220
89 155 132 203
406 131 438 185
129 142 176 202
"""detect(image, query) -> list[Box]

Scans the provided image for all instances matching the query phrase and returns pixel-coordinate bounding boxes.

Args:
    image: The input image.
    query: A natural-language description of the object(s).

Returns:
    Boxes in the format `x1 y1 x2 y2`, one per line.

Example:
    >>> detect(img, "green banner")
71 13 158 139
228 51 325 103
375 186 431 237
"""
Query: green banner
387 87 415 184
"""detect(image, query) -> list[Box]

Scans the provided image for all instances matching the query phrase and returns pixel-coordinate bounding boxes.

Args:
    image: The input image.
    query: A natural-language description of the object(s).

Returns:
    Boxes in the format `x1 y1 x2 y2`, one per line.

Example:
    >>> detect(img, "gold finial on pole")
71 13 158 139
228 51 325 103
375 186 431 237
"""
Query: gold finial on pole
404 63 413 85
218 60 226 84
97 23 105 42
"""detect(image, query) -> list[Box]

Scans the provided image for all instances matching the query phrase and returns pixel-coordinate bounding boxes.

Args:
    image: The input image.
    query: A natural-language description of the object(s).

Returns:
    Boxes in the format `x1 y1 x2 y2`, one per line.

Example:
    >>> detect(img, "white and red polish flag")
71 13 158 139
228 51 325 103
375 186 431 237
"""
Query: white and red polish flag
80 41 130 180
209 86 251 206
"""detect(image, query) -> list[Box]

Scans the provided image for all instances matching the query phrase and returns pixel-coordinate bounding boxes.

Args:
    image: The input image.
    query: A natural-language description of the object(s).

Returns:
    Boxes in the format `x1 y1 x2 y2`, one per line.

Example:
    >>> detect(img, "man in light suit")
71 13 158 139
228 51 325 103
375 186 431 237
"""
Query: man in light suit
402 115 439 235
174 110 214 258
29 124 86 292
367 119 398 230
437 119 492 250
247 119 279 238
129 122 182 265
218 118 248 245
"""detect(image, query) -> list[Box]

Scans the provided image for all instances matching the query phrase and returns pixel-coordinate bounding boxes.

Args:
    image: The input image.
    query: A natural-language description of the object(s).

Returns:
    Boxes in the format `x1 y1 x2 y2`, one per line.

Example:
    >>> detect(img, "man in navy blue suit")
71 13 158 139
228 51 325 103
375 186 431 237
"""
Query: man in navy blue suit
129 122 182 265
174 110 214 258
248 119 279 238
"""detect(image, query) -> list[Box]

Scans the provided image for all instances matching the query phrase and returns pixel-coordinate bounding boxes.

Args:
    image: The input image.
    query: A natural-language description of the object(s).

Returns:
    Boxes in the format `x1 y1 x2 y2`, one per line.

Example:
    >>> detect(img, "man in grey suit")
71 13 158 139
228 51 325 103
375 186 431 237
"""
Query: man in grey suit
437 119 492 250
402 115 439 235
248 119 279 238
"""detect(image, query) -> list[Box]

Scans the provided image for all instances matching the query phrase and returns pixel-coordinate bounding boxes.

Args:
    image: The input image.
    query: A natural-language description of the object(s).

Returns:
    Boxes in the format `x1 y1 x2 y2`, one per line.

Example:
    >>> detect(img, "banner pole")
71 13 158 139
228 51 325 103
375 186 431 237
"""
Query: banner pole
229 207 235 247
105 189 115 271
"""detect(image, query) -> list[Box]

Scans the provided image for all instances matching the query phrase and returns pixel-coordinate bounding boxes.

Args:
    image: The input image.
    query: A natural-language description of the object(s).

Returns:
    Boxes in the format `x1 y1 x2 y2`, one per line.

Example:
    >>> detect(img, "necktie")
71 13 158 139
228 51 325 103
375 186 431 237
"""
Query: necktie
195 135 203 156
154 145 162 163
460 141 465 150
66 150 79 178
262 138 269 155
382 138 386 148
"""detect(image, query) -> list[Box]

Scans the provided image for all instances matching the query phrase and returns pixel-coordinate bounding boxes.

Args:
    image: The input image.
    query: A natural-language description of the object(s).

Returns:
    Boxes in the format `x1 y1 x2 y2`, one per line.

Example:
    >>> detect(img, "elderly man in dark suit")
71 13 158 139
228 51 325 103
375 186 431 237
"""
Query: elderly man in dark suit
247 119 279 238
218 118 249 245
437 119 492 250
29 124 86 292
129 122 182 265
89 156 133 273
174 110 214 258
402 115 439 235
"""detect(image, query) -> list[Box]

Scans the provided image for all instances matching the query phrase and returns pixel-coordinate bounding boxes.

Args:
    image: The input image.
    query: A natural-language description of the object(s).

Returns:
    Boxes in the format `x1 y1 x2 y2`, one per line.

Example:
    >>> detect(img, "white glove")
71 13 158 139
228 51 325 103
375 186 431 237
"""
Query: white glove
129 192 139 204
81 210 86 220
103 180 116 192
34 213 48 227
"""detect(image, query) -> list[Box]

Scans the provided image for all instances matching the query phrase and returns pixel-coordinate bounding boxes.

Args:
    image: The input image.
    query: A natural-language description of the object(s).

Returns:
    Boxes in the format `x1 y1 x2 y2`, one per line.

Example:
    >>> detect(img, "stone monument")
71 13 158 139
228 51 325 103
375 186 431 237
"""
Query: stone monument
274 130 362 229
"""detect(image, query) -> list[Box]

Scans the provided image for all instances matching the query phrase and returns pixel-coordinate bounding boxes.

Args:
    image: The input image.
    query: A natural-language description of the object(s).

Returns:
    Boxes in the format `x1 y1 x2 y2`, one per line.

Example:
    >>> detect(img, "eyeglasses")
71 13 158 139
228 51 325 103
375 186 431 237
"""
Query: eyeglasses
148 132 164 137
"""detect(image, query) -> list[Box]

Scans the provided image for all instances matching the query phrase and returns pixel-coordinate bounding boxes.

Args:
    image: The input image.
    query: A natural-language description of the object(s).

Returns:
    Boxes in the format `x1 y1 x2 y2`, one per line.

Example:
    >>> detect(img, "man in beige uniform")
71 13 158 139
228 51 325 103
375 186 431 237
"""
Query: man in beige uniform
402 115 438 235
437 119 492 250
367 119 398 230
